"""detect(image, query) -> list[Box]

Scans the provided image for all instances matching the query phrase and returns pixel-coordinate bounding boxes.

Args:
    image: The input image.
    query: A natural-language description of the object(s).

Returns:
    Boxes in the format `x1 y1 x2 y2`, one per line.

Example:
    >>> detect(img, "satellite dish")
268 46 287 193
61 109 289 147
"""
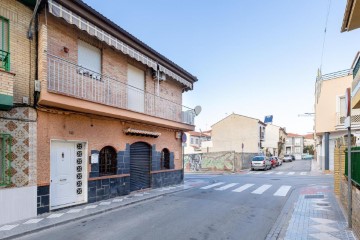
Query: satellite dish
194 106 202 116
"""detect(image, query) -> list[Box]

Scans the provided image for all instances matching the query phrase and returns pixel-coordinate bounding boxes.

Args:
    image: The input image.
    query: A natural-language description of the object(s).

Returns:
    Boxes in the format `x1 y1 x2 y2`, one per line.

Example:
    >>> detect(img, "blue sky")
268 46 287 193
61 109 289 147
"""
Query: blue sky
84 0 360 134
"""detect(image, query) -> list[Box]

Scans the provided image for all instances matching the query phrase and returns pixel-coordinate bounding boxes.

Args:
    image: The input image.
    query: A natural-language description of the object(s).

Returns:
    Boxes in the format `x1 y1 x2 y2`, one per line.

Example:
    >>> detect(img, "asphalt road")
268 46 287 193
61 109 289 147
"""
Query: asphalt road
17 160 331 240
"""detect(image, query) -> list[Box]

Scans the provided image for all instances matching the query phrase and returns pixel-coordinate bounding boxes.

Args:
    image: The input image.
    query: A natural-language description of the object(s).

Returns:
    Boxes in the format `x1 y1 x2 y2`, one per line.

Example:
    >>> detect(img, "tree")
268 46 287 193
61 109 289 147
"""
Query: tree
303 145 314 155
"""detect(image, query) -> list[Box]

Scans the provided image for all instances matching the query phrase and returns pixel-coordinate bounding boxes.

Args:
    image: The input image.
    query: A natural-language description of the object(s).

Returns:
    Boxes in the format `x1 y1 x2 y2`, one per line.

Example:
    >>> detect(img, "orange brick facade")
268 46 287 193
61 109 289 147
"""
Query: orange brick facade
37 110 183 186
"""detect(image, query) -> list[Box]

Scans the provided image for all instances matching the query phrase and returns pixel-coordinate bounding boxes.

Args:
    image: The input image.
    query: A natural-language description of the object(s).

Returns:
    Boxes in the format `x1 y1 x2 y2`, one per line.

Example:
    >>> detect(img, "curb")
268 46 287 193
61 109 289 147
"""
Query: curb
2 186 190 240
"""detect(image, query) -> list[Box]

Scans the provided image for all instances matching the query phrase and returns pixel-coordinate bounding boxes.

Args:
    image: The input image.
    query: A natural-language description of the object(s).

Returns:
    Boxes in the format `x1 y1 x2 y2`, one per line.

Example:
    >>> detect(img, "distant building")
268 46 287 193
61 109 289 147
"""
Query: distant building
285 133 304 160
209 113 266 153
303 133 315 147
184 131 211 154
263 124 287 157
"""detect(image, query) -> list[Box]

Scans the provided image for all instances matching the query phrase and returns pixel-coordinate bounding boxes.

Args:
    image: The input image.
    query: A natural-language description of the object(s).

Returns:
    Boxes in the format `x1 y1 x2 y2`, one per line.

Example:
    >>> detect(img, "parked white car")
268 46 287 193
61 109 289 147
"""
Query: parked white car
274 156 282 166
283 155 292 162
251 156 271 171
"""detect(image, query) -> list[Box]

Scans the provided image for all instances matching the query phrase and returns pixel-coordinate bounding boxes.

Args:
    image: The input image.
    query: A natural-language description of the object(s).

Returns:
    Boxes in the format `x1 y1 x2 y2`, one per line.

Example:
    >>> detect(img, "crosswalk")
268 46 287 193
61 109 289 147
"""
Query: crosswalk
200 182 292 197
246 171 308 176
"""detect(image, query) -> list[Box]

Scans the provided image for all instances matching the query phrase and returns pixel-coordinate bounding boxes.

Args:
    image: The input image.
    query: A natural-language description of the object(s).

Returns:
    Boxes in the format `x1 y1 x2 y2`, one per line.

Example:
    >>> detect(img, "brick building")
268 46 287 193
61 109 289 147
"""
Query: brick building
0 0 197 222
0 0 38 225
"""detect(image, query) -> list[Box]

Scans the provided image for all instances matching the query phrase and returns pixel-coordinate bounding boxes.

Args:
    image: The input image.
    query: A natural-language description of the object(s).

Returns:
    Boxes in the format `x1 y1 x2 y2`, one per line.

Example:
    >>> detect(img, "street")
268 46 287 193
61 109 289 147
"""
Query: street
16 160 333 240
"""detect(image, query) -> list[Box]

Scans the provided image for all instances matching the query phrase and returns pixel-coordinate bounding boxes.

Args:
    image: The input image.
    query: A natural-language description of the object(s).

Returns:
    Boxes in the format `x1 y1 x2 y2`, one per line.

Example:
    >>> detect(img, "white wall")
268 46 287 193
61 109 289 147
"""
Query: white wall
0 186 37 225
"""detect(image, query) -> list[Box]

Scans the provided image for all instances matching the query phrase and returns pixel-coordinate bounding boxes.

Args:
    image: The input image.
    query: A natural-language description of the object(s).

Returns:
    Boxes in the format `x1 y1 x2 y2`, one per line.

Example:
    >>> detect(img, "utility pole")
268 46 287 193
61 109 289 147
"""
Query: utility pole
345 88 352 229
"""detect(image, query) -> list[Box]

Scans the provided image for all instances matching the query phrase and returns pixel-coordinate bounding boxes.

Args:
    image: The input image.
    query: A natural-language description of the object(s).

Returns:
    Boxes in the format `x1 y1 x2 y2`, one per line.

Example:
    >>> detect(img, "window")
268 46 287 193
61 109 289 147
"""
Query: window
190 137 194 144
99 146 117 176
78 40 101 74
0 133 12 186
127 64 145 112
160 148 170 170
195 138 199 145
294 138 301 146
0 17 9 71
339 96 346 117
294 147 301 153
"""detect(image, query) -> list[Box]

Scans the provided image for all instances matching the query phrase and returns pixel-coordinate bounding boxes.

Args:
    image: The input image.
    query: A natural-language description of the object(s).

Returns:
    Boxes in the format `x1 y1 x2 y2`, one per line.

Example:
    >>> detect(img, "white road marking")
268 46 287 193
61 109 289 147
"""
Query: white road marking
287 172 295 175
24 218 44 224
300 172 307 175
66 209 82 213
232 184 254 193
252 184 272 194
0 225 19 231
201 182 225 189
84 205 98 209
215 183 238 191
275 172 284 175
47 213 64 219
264 172 273 175
254 172 262 175
274 185 291 196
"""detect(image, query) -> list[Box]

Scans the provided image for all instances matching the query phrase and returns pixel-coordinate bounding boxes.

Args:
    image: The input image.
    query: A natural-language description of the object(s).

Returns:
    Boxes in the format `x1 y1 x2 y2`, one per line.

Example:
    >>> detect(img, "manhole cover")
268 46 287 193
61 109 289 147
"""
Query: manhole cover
316 203 329 206
304 194 324 199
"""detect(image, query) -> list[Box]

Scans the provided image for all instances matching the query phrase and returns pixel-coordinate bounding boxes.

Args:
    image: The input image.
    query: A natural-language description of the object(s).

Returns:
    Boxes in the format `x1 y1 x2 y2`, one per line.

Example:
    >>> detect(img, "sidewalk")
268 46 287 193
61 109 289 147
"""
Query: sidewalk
267 159 357 240
0 184 191 240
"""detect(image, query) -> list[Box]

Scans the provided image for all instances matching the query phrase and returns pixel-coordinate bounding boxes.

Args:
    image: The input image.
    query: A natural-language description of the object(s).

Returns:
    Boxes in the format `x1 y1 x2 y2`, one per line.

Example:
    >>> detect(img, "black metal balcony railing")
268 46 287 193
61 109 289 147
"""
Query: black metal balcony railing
0 50 10 72
47 54 195 125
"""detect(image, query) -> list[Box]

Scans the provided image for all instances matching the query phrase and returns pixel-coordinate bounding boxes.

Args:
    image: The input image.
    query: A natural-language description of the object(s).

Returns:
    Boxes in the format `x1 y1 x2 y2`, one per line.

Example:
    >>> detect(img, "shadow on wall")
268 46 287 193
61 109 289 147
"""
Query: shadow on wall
184 151 257 173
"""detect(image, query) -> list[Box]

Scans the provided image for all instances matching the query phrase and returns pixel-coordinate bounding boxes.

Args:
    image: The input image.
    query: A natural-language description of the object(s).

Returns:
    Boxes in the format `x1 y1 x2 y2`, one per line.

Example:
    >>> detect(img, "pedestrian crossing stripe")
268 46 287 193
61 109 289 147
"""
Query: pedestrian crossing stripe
215 183 238 190
200 183 292 197
252 184 272 194
232 184 254 192
246 171 308 176
200 182 225 189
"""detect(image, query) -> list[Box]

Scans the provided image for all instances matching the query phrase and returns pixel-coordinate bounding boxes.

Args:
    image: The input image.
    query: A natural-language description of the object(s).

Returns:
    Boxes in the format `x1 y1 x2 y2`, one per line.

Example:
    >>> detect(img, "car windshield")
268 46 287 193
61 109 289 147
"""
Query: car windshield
252 156 264 161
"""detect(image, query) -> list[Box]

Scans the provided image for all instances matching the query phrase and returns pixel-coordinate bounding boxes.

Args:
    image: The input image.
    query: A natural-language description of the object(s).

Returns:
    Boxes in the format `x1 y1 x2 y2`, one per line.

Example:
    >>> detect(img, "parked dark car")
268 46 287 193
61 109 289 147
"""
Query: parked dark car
269 157 277 168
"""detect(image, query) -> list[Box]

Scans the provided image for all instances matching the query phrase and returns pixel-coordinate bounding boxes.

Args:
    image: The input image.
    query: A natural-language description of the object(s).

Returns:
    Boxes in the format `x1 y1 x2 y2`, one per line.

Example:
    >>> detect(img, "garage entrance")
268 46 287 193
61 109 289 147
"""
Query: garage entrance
130 142 151 191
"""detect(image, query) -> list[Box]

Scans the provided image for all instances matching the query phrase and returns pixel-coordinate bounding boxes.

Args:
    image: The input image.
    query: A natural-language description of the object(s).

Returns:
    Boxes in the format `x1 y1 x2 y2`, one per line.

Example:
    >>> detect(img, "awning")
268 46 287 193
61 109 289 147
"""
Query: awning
48 0 192 89
123 128 161 138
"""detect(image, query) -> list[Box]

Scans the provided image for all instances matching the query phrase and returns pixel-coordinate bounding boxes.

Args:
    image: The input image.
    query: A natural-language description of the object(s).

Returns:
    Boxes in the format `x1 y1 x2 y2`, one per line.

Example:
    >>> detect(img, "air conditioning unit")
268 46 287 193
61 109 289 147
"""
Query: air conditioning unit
34 80 41 92
159 72 166 81
152 70 166 82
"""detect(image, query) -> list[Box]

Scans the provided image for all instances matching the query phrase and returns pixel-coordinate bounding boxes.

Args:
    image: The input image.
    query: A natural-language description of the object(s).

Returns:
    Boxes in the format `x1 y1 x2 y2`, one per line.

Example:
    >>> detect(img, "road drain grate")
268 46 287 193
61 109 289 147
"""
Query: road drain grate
304 194 324 199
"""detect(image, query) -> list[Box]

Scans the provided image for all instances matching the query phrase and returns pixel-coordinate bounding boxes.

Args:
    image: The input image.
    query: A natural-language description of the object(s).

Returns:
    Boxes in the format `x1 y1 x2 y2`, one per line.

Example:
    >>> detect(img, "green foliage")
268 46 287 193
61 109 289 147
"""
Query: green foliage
303 145 314 155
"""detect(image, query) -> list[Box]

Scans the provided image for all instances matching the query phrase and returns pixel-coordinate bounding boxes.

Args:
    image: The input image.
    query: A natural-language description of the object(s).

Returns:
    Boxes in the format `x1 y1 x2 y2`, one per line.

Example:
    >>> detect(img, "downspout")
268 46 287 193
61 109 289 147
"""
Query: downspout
27 0 43 40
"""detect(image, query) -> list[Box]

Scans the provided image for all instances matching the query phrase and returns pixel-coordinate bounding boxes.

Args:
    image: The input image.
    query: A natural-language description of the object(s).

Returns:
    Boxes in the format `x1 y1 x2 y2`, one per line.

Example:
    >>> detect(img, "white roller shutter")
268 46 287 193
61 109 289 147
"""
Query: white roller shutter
78 40 101 74
127 64 145 113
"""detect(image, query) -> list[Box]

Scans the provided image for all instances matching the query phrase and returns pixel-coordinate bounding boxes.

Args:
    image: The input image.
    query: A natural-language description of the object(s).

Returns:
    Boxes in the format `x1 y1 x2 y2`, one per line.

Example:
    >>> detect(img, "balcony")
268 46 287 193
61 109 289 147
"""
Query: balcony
336 110 360 130
0 52 14 110
44 54 195 127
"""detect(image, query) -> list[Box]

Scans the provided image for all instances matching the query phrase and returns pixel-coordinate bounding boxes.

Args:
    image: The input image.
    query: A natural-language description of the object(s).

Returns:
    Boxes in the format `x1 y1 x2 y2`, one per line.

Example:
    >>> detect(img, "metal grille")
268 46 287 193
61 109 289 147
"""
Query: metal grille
130 142 151 191
47 54 195 125
99 146 117 176
345 147 360 186
161 148 170 170
0 133 12 186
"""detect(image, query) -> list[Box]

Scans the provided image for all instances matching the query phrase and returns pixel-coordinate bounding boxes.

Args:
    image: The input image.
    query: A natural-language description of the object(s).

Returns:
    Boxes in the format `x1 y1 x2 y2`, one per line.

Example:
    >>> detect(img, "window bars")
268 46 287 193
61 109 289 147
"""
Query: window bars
0 133 12 186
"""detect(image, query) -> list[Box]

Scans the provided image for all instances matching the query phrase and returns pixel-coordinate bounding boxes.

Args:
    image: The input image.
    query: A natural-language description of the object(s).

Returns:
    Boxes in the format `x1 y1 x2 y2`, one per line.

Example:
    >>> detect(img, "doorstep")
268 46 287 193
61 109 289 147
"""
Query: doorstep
0 184 191 240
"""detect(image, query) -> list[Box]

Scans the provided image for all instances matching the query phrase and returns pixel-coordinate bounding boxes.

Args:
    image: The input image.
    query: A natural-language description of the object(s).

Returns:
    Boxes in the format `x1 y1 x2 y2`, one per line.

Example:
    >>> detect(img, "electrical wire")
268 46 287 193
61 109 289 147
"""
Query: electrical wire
320 0 332 71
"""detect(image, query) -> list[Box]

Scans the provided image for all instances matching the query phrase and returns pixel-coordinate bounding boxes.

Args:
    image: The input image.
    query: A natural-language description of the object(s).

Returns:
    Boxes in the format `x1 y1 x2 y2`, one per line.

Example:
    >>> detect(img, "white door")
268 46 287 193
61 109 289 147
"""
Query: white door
50 141 77 209
127 64 145 112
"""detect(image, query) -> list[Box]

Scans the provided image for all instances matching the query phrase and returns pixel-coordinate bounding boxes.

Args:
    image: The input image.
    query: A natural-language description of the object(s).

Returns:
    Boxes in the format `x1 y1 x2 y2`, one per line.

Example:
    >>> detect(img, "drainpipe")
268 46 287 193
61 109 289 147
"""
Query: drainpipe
27 0 42 40
324 132 330 170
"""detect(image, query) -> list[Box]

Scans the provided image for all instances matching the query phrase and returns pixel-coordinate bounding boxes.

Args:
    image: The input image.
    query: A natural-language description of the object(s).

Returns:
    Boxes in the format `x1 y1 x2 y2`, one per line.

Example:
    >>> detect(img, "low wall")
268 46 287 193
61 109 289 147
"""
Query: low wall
184 151 256 173
340 178 360 239
0 186 37 225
